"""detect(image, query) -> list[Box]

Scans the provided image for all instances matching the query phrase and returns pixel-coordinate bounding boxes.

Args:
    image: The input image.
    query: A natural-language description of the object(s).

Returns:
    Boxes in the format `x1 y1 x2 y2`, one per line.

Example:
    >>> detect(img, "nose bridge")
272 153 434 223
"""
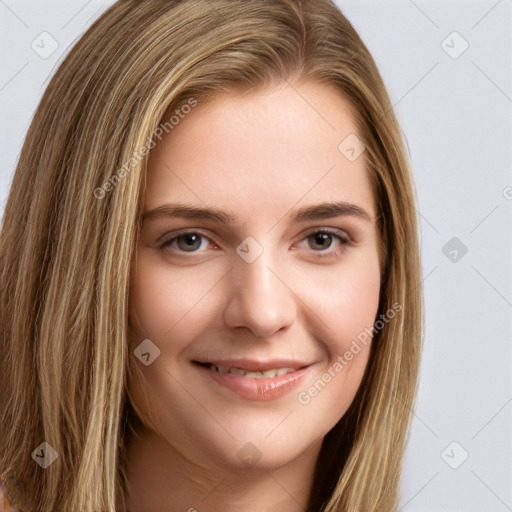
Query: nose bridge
223 241 296 337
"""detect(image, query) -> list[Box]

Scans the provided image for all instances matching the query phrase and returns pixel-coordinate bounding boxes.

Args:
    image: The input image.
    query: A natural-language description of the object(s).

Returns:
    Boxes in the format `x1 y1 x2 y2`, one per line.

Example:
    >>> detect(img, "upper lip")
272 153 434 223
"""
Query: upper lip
193 358 312 372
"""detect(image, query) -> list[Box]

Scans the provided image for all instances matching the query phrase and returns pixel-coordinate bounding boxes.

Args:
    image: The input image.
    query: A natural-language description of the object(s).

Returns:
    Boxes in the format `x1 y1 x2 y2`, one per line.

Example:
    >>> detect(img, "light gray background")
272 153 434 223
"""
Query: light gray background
1 1 511 510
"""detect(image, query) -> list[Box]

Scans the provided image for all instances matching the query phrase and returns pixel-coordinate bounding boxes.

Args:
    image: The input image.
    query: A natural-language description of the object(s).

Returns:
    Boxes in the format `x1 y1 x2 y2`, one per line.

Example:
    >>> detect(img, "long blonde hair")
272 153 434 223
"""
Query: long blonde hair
0 1 423 510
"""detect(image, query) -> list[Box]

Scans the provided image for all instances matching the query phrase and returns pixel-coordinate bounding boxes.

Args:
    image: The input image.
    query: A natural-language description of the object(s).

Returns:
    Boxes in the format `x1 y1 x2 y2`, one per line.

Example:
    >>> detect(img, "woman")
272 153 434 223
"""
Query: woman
0 0 423 510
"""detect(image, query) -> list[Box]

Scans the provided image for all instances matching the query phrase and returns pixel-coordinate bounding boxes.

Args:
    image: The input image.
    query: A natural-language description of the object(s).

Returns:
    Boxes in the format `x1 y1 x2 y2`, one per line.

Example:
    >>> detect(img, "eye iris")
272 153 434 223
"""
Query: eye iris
177 233 202 251
309 233 332 250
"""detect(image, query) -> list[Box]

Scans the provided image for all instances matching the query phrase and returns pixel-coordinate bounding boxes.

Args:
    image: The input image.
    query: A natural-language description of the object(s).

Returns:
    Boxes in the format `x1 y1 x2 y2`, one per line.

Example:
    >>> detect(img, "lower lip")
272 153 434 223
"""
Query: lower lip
195 364 311 401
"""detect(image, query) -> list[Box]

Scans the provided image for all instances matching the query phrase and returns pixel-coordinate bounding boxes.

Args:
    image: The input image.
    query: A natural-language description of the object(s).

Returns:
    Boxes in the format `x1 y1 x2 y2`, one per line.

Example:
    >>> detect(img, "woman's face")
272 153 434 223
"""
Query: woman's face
128 80 381 471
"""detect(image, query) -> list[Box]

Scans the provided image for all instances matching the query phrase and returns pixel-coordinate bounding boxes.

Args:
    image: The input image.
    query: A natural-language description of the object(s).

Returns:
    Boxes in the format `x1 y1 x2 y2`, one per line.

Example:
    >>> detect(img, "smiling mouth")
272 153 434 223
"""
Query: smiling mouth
193 360 312 401
203 363 296 379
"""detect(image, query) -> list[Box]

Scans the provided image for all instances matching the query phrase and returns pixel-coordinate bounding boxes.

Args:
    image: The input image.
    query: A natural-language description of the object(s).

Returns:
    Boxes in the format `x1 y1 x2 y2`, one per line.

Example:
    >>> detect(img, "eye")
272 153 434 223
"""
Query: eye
299 229 352 259
307 232 335 250
160 231 213 253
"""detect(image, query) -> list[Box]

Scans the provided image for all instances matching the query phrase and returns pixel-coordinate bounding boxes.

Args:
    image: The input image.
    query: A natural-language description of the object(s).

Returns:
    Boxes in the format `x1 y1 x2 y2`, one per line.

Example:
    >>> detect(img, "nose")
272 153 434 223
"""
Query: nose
223 249 297 338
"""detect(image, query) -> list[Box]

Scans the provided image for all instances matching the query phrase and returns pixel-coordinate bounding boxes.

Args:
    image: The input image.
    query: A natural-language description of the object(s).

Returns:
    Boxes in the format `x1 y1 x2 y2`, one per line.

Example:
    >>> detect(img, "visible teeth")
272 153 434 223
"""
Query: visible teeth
245 371 264 378
209 364 230 374
207 364 295 378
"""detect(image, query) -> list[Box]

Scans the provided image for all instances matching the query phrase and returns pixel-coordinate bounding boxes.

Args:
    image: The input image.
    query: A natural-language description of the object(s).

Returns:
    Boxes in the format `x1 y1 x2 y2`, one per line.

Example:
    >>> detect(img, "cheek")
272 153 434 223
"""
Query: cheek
298 251 381 355
329 268 380 348
128 252 220 345
294 268 379 428
293 252 380 410
127 255 220 430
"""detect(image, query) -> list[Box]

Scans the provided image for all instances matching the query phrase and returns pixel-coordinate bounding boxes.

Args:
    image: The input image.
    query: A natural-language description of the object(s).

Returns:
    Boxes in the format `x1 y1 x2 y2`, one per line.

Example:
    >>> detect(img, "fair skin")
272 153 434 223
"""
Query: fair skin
122 79 381 512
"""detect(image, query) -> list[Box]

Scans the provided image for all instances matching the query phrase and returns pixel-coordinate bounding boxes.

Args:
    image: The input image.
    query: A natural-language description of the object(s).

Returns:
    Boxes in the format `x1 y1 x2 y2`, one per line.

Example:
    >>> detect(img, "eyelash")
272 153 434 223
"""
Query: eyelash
159 228 352 260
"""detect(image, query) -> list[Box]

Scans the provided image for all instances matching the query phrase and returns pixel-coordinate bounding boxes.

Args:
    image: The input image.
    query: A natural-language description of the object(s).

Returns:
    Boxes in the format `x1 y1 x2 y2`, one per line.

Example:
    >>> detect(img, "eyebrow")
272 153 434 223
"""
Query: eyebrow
142 201 374 225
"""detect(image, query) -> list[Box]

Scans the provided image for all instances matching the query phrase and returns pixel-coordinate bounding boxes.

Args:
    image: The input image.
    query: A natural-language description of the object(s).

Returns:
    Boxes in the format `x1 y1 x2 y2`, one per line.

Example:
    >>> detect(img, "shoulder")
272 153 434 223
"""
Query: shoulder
0 477 22 512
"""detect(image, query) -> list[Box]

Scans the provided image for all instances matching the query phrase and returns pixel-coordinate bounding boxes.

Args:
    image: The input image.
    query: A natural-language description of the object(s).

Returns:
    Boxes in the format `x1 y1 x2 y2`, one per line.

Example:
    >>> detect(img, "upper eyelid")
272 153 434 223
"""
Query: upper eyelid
304 227 351 239
160 228 216 245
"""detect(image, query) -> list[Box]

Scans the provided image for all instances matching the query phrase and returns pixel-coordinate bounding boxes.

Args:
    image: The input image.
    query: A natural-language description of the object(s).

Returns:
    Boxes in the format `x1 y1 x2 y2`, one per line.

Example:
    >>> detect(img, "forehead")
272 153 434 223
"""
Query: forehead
145 80 376 220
